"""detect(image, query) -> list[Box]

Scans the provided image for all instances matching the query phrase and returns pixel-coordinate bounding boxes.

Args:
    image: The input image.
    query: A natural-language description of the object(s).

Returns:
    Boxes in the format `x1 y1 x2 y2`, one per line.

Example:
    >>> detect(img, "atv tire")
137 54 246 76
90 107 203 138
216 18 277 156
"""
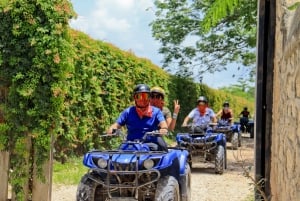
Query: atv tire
215 145 225 174
181 164 191 201
76 173 107 201
250 126 254 138
231 132 239 150
155 176 180 201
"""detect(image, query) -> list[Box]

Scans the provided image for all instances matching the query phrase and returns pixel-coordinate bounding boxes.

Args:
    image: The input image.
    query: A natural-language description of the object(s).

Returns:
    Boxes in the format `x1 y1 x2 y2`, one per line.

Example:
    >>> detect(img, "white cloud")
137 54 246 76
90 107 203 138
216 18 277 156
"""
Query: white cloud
114 0 135 10
91 9 131 32
69 16 88 33
70 0 159 63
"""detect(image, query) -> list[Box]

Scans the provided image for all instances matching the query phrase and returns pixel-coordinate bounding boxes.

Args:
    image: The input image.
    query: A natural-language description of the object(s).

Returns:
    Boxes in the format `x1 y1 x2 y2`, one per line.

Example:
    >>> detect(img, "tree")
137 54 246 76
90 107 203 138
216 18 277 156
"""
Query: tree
219 78 255 102
150 0 257 79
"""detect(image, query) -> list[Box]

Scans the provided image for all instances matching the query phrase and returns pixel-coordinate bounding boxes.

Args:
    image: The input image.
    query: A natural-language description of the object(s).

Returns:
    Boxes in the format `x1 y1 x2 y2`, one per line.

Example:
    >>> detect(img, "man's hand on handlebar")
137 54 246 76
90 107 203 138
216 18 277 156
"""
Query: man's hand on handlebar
106 123 121 135
159 127 168 135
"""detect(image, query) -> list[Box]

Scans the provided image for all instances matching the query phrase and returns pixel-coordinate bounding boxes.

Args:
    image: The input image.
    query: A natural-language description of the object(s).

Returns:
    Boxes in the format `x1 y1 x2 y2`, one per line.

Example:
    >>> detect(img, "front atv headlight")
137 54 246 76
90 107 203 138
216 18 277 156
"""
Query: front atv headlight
143 159 154 169
97 158 107 168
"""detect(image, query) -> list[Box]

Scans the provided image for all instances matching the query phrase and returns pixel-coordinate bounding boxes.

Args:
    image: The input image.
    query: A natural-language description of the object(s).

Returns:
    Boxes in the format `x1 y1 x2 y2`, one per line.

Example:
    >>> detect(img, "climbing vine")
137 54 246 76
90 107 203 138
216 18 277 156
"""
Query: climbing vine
0 0 75 199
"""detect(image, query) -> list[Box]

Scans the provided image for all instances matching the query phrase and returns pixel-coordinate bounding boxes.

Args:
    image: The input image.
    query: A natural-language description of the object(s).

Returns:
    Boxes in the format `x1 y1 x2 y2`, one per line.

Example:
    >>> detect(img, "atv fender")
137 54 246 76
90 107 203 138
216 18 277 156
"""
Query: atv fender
176 150 189 174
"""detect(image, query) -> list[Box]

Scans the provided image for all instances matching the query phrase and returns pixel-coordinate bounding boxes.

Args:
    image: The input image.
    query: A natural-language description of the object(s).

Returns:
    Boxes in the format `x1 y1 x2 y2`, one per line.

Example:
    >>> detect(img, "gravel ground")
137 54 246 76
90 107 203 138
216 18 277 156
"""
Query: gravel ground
52 134 255 201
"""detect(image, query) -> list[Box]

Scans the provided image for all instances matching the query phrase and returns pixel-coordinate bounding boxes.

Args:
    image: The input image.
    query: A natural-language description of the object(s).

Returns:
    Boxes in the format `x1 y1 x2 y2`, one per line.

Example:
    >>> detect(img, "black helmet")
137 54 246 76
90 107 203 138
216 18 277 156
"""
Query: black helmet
244 107 248 110
133 84 150 95
197 96 207 103
223 101 229 107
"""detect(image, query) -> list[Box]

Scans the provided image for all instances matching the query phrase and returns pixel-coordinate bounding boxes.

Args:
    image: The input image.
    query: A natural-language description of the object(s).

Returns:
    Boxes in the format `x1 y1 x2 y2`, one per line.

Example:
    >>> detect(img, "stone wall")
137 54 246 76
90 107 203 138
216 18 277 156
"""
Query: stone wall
271 1 300 200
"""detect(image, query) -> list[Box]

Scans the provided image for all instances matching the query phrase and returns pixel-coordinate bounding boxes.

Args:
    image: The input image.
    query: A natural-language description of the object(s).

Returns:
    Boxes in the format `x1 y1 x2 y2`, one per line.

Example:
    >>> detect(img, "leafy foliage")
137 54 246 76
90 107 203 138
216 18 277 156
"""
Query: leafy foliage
150 0 257 78
219 78 255 102
0 1 254 198
54 30 172 161
0 0 75 199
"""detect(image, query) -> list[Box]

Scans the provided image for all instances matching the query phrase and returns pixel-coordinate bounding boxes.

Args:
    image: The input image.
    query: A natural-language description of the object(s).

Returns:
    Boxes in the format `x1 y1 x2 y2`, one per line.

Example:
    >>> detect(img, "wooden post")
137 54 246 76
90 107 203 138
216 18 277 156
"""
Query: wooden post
256 0 275 200
31 132 54 201
32 161 53 201
0 151 9 201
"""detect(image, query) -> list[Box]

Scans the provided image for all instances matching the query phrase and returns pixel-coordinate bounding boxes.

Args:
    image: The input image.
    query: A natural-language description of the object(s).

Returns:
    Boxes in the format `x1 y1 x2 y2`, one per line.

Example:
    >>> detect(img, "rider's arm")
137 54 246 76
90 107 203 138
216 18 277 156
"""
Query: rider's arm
211 115 217 123
181 115 190 127
216 109 222 117
163 107 173 130
106 107 129 134
167 100 180 131
106 122 122 134
158 120 168 135
182 109 195 127
229 109 234 121
209 109 217 123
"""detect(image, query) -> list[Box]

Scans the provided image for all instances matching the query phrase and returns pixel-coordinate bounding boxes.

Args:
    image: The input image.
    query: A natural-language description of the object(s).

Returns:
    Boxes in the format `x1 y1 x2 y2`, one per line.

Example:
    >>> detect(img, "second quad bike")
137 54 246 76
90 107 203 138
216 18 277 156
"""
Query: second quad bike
239 117 255 138
76 131 191 201
212 119 241 149
176 125 227 174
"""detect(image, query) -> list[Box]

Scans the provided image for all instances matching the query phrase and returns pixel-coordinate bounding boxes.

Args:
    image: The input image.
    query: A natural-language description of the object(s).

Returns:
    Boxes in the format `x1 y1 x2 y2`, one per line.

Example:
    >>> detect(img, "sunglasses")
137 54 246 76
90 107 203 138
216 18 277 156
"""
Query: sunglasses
134 93 150 100
150 93 164 100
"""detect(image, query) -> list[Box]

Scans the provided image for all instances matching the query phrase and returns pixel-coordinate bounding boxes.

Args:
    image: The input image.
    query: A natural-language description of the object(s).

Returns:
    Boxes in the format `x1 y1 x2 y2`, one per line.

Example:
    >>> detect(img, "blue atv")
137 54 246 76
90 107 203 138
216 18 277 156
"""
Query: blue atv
213 119 241 149
176 125 227 174
76 131 191 201
239 117 255 138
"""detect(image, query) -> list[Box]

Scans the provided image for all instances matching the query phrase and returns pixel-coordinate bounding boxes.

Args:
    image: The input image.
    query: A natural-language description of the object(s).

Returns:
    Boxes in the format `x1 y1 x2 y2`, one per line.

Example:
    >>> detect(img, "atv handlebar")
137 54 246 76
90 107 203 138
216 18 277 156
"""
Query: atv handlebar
142 130 165 140
101 130 166 141
101 129 123 138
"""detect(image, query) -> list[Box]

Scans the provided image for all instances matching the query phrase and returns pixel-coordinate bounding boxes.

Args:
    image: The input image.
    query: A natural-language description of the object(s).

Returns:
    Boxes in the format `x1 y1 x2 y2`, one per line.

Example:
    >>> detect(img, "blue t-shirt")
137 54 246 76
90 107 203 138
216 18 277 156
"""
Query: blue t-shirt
188 107 215 126
116 106 165 141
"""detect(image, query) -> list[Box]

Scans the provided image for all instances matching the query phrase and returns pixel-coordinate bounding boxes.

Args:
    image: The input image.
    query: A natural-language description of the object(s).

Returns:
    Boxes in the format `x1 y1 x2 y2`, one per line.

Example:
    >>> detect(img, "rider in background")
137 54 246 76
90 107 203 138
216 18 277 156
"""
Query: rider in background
216 101 234 124
239 107 251 132
150 86 180 131
181 96 217 127
240 107 250 118
107 84 168 151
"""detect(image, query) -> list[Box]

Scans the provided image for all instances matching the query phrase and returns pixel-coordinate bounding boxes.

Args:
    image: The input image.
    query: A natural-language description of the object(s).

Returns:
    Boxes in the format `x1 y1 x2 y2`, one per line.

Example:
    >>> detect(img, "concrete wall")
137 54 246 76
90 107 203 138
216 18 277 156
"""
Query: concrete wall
271 1 300 200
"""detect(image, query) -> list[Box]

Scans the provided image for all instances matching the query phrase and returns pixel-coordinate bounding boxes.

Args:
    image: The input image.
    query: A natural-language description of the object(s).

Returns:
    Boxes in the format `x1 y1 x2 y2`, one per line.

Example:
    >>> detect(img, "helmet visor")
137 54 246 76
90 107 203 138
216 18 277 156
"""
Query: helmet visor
134 92 150 101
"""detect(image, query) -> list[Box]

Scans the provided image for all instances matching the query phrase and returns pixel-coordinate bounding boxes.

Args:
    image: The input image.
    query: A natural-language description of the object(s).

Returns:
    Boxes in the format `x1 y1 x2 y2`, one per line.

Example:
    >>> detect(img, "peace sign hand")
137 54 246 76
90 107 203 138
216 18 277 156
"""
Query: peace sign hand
173 99 180 114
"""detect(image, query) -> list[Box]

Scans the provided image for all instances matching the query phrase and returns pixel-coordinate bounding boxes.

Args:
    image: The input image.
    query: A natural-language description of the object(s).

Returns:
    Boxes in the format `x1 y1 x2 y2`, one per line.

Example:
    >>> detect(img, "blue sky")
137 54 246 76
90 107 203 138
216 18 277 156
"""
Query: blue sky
69 0 242 88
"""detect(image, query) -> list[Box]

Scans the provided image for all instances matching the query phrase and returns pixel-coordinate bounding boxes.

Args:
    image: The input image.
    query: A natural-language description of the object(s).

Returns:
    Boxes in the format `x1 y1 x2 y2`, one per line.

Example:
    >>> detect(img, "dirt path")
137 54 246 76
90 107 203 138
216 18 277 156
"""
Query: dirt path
52 134 254 201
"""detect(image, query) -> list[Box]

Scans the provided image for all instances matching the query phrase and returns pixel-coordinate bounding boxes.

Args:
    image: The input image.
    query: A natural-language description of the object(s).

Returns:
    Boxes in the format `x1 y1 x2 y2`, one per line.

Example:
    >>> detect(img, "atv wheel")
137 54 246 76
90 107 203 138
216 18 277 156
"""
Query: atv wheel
181 164 191 201
76 173 107 201
250 126 254 138
215 145 225 174
155 176 180 201
238 133 242 147
231 132 239 150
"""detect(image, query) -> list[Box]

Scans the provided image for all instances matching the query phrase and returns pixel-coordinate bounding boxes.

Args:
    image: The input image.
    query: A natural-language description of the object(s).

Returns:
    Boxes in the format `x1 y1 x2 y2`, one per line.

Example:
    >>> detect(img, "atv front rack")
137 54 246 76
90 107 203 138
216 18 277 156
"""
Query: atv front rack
87 150 165 199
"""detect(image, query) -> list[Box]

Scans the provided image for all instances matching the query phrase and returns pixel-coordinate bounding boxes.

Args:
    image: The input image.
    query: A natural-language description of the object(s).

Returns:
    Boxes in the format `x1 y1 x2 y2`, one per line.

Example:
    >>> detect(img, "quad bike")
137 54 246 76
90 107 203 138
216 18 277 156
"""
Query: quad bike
76 130 191 201
176 124 227 174
212 119 241 149
239 117 255 138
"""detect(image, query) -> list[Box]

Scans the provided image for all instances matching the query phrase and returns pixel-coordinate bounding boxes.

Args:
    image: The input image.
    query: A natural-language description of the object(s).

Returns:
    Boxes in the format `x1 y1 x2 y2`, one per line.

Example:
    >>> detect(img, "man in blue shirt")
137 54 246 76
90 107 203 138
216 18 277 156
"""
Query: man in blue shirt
107 84 168 150
181 96 217 128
